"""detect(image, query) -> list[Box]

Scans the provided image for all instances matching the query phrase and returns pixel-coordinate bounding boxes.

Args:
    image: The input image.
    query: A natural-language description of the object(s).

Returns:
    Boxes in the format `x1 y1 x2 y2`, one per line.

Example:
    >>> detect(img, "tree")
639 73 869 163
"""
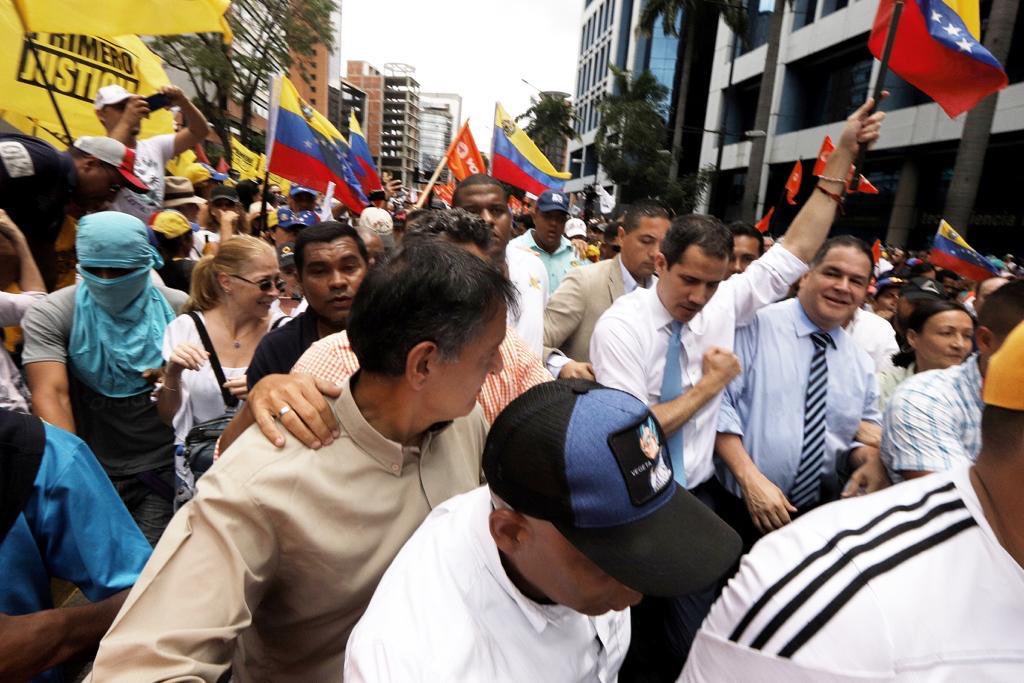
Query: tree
739 0 788 222
516 92 578 172
151 0 336 162
942 0 1020 235
595 66 712 212
638 0 748 182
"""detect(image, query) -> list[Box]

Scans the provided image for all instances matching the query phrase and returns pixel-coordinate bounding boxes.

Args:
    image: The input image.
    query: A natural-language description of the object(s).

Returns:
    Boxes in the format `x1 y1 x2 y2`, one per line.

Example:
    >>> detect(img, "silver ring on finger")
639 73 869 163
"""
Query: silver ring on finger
278 405 292 418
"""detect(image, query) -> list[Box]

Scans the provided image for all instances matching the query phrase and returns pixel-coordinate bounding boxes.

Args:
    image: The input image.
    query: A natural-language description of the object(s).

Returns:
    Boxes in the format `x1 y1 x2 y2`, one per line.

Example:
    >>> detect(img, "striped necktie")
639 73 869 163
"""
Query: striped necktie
790 331 833 509
660 320 686 486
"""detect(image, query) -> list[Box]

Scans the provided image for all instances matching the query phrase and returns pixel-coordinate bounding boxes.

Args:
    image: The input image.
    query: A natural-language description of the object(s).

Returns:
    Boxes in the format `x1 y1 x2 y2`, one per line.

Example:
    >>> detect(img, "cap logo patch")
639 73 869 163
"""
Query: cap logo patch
608 415 673 506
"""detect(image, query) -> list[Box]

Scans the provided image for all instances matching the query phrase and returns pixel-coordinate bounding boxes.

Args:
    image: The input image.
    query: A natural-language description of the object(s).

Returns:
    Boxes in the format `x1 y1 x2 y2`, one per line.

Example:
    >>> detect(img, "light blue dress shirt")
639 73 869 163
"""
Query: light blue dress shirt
510 230 589 294
716 298 881 500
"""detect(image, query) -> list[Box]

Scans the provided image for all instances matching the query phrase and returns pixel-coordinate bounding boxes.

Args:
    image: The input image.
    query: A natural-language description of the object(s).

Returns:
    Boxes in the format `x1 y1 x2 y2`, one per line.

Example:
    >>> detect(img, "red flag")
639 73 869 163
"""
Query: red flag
194 144 211 165
856 175 880 194
446 122 486 182
216 157 230 174
869 0 1007 118
433 182 454 205
784 161 802 205
755 207 775 234
871 239 882 264
812 136 834 176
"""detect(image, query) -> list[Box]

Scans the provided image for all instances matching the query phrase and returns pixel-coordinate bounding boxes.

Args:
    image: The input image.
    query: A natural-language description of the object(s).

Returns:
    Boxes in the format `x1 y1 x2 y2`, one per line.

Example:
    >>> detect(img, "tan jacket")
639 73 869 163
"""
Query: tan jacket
543 255 626 363
90 379 487 682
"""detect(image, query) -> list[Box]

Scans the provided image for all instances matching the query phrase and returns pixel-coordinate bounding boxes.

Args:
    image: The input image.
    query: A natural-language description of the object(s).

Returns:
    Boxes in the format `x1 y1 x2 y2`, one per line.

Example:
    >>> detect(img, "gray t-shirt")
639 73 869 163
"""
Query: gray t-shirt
22 282 188 476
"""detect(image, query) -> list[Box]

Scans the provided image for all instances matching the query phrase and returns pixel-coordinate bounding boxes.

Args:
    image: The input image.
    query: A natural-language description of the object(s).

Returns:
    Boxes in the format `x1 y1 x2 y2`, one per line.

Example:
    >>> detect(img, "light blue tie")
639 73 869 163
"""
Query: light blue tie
660 320 687 486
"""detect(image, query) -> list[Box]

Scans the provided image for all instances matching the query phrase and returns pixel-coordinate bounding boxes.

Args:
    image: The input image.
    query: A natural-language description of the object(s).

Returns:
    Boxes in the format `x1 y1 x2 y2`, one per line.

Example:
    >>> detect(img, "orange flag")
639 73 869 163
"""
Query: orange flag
855 175 880 194
812 136 834 177
433 182 454 205
871 239 882 264
784 160 802 205
509 195 524 214
755 207 775 234
446 121 486 181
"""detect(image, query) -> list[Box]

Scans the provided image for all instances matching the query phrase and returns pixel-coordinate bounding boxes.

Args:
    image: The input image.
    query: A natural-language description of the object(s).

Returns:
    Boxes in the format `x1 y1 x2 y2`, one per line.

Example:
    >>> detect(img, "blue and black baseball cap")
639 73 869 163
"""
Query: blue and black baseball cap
535 190 569 214
483 380 741 597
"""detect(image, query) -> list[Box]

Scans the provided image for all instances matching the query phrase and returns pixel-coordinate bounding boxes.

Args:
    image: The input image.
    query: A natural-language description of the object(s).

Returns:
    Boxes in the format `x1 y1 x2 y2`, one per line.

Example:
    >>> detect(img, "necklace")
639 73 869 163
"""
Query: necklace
232 340 241 349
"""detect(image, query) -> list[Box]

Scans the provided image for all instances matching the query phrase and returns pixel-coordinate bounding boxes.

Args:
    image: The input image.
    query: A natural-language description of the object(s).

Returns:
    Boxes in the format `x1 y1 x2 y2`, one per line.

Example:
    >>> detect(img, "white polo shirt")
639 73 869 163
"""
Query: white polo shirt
590 244 806 488
681 465 1024 681
506 243 549 358
344 486 630 682
846 306 899 373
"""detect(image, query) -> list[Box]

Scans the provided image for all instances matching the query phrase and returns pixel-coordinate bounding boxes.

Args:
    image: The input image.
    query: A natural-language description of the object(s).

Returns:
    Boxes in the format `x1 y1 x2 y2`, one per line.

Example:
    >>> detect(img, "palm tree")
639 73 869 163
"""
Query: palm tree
942 0 1020 236
516 92 578 172
638 0 748 182
739 0 787 222
595 66 673 202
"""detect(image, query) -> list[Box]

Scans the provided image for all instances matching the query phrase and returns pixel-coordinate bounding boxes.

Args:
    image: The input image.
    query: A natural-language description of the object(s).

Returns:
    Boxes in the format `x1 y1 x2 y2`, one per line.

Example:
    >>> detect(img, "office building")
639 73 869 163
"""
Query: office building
698 0 1024 253
420 93 462 181
381 63 421 186
346 60 385 160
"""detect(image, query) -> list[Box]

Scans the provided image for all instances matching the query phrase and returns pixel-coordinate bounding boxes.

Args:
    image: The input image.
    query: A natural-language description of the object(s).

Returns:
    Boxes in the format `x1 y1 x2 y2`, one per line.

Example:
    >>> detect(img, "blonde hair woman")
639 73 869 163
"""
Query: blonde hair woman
157 236 281 498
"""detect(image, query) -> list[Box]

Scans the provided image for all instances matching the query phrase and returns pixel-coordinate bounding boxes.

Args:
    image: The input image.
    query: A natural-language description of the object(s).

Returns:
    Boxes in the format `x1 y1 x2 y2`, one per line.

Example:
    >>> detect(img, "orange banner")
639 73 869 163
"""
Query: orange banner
509 195 524 214
446 122 485 181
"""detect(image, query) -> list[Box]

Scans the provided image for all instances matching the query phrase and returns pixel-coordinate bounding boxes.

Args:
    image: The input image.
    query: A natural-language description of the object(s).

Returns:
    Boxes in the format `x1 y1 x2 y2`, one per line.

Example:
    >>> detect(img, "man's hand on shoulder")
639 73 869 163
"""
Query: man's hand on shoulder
248 373 342 449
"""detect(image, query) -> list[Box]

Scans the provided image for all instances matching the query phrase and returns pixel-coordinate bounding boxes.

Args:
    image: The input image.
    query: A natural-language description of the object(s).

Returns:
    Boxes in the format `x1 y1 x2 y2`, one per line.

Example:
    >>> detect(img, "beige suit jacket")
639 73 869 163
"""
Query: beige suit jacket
543 255 626 363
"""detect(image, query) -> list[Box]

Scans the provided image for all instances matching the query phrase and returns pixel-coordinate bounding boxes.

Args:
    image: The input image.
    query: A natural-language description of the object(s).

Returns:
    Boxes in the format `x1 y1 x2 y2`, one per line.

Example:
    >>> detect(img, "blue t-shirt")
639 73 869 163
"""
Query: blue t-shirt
0 424 152 681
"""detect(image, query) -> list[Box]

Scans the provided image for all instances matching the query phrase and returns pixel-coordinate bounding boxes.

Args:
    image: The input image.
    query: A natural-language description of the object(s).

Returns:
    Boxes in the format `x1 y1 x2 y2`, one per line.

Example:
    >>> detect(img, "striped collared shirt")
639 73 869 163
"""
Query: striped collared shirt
880 355 982 480
292 329 552 424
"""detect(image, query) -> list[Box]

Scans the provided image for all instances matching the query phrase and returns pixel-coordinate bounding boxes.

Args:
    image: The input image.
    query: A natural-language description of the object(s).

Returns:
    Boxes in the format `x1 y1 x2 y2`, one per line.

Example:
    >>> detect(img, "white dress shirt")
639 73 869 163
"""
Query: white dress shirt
845 307 898 373
590 245 807 488
506 243 549 358
344 486 630 682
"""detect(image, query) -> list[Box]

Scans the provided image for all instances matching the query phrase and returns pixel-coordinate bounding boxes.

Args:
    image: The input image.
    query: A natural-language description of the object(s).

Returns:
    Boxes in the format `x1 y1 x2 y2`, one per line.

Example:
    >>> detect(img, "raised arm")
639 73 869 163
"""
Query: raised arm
164 86 211 156
779 97 886 263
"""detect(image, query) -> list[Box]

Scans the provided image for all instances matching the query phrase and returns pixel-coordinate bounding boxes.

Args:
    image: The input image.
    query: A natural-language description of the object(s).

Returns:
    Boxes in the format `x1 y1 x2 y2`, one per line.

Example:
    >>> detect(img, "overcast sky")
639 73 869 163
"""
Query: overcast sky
339 0 581 149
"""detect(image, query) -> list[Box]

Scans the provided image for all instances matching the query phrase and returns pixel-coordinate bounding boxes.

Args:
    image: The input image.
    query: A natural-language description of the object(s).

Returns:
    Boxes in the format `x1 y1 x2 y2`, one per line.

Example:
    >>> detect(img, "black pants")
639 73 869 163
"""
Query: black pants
619 478 738 682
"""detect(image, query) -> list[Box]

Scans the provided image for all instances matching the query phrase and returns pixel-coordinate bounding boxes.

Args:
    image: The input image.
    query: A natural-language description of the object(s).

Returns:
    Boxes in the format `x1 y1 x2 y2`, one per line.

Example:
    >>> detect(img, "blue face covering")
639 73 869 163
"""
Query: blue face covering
69 212 175 398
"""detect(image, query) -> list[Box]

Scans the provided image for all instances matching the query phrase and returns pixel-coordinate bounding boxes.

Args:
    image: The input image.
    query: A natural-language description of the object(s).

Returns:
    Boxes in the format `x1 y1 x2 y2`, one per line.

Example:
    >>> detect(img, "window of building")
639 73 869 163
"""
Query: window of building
778 38 873 133
722 75 761 144
792 0 817 30
739 0 773 53
819 0 848 19
583 143 599 176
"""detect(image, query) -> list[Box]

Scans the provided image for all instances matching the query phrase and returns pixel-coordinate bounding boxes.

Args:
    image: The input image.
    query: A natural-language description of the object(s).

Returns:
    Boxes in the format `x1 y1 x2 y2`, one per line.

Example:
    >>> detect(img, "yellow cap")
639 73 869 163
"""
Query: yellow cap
149 210 192 239
983 320 1024 410
183 163 211 186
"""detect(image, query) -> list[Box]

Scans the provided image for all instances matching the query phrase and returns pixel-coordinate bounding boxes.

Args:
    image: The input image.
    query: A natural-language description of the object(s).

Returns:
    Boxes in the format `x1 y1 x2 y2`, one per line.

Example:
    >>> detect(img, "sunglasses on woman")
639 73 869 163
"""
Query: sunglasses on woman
230 274 286 292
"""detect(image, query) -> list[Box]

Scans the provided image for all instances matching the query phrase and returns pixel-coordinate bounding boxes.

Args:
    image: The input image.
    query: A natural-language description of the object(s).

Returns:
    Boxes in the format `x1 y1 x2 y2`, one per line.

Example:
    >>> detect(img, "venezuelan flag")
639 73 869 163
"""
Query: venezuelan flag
348 112 382 195
869 0 1007 118
929 220 999 282
490 103 570 197
265 77 368 214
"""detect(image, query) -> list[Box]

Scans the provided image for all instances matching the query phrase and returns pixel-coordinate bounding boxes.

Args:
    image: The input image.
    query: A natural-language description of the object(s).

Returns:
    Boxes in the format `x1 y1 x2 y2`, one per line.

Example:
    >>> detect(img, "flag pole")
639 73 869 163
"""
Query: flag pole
414 121 466 209
851 0 902 191
12 8 73 146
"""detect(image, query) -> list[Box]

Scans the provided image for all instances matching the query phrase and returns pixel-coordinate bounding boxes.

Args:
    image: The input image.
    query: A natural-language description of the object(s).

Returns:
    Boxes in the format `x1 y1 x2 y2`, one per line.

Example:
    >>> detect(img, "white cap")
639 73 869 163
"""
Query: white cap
94 85 133 110
359 207 394 235
72 136 148 193
565 217 587 239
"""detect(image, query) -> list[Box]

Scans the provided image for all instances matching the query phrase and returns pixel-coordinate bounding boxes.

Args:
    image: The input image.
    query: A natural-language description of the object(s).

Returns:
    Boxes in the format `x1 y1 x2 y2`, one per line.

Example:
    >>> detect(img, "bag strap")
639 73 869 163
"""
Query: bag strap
187 311 240 408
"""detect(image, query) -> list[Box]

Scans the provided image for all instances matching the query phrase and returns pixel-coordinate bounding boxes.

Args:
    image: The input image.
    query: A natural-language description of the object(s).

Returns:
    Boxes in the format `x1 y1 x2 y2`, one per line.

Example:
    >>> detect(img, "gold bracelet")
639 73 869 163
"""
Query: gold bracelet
817 174 847 185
